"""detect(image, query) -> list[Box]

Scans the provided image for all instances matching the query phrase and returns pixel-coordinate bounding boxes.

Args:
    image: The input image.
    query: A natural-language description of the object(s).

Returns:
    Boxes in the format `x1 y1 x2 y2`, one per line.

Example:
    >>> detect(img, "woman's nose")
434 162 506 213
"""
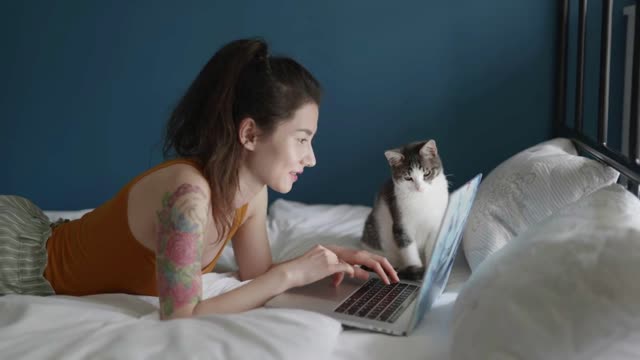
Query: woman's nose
304 146 316 167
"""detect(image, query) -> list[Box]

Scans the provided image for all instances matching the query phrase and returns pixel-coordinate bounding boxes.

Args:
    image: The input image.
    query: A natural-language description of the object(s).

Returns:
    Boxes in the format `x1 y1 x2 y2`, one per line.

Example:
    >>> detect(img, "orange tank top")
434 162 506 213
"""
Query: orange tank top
43 158 248 296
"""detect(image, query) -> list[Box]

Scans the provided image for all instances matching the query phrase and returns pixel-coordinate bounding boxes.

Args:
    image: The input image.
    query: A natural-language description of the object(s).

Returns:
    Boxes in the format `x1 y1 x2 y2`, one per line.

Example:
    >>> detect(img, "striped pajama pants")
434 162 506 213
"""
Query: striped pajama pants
0 195 55 295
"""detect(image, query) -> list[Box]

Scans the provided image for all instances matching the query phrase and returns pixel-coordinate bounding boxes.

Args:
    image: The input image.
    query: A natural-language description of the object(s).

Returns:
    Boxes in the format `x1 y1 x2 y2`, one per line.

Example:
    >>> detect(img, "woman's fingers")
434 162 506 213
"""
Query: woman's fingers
312 246 400 286
369 254 400 282
331 259 352 287
351 251 399 284
373 262 391 284
332 271 345 287
353 266 371 281
377 256 400 283
330 261 355 279
332 265 373 287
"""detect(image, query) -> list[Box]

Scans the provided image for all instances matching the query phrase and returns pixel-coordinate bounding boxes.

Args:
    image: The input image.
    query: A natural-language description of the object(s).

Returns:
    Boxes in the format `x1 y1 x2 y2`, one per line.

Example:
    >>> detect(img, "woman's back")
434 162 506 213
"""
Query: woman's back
44 159 248 296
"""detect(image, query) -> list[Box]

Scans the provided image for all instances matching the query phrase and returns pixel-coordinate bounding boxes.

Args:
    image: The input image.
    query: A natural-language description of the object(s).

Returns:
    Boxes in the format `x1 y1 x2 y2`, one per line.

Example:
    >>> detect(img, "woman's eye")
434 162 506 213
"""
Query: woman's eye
298 138 308 144
404 176 412 181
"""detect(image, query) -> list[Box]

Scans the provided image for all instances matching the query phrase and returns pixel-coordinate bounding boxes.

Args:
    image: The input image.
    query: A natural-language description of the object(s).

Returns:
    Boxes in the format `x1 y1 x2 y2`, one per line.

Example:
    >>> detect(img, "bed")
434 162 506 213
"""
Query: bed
2 201 469 360
2 1 640 359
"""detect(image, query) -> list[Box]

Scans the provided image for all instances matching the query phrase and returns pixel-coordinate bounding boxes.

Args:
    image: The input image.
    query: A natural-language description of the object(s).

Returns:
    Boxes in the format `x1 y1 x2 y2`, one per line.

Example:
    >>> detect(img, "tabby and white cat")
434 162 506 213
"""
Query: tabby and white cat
360 139 449 280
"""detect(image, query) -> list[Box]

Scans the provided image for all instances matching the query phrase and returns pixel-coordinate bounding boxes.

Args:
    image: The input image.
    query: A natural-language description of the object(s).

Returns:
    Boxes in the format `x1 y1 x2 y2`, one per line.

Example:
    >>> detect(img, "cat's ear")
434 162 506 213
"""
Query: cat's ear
419 140 438 158
384 149 404 167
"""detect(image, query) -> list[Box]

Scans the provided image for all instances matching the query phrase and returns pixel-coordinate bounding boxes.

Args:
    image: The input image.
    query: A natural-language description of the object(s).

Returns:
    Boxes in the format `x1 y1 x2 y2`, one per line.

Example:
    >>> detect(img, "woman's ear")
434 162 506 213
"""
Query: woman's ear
238 117 259 151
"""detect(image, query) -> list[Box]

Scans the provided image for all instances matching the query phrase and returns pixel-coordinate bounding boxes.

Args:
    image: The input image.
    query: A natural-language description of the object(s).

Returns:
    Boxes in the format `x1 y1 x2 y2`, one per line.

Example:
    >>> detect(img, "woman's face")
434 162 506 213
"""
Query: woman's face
246 102 318 193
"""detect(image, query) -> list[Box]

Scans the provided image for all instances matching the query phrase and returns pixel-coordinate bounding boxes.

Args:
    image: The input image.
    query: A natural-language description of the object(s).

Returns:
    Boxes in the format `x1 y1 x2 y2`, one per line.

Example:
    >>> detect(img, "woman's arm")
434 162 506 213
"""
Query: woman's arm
154 178 209 320
155 177 355 319
193 265 289 315
193 244 355 315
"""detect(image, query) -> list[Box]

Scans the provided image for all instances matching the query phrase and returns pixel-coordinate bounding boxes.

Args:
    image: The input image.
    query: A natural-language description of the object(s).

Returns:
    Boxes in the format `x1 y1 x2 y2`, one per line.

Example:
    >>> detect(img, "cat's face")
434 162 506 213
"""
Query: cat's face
384 140 443 192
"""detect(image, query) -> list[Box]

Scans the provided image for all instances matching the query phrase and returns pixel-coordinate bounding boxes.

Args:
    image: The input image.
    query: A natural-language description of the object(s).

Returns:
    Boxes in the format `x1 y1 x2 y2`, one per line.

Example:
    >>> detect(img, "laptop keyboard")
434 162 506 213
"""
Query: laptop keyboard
334 278 419 323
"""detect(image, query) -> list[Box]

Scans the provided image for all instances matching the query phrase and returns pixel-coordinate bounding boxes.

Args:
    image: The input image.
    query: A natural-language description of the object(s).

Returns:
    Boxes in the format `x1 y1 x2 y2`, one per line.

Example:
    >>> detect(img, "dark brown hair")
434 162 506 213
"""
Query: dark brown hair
163 38 322 242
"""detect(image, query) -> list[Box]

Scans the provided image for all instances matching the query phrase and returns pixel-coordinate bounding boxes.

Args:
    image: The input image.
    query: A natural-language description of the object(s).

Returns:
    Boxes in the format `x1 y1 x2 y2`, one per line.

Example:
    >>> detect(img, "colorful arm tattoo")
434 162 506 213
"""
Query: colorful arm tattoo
155 183 208 318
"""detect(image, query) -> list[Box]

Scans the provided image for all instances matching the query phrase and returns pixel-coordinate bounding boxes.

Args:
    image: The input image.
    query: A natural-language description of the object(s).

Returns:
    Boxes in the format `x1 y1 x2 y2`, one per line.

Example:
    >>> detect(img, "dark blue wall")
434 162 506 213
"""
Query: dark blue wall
1 1 557 209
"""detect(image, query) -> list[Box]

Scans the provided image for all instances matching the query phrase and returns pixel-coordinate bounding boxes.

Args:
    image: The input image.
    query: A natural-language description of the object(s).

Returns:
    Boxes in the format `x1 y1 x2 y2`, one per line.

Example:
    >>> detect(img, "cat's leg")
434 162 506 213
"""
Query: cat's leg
392 224 425 280
394 235 422 268
408 226 446 281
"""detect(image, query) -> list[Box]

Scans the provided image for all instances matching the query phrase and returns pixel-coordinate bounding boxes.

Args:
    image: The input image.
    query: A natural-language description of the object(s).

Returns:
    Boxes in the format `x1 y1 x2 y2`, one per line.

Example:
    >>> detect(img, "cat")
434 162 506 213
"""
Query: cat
360 139 449 281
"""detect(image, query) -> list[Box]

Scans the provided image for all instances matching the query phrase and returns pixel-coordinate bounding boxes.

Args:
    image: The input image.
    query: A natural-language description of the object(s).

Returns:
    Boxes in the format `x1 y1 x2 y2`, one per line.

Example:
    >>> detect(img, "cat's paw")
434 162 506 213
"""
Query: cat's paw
397 266 425 281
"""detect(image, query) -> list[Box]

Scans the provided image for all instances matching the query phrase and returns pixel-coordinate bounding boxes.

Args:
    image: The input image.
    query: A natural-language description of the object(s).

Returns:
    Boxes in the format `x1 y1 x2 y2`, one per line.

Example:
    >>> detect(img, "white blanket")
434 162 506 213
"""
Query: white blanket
0 273 342 360
0 273 466 360
451 184 640 359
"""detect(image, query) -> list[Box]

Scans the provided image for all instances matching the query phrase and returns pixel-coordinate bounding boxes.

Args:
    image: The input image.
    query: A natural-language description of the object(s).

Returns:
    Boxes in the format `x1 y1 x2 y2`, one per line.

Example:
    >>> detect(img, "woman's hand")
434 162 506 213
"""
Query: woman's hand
273 245 356 289
324 245 399 287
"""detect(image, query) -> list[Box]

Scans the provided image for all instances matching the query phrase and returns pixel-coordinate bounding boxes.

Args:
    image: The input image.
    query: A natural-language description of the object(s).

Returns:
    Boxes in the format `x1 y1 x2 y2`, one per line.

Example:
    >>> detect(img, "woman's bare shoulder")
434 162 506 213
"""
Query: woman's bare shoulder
133 162 210 196
127 162 212 251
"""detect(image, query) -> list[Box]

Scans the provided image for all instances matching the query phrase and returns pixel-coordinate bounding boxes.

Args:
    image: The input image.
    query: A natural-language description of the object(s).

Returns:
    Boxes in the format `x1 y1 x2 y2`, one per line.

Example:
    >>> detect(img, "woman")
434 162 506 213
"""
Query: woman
0 38 398 319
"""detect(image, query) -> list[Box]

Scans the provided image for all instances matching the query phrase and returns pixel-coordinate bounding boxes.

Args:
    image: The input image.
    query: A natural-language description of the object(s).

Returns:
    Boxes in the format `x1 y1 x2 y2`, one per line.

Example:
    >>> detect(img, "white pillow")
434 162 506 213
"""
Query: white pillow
463 137 619 271
451 184 640 360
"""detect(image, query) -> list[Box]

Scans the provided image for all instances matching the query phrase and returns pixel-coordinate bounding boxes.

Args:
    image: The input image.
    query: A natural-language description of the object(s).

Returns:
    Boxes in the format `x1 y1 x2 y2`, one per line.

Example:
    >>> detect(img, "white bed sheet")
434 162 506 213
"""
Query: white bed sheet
7 199 473 359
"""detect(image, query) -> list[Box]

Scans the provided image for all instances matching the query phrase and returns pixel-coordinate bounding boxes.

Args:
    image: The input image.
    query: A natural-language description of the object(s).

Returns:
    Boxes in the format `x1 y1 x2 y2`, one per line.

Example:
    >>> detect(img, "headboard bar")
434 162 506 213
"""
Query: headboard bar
629 2 640 168
556 0 640 196
574 0 588 133
570 133 640 184
597 0 613 145
555 0 569 133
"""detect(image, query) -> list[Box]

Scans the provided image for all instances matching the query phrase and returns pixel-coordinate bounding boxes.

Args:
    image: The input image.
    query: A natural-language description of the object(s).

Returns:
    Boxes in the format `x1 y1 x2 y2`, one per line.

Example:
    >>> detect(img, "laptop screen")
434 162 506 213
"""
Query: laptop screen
408 173 482 330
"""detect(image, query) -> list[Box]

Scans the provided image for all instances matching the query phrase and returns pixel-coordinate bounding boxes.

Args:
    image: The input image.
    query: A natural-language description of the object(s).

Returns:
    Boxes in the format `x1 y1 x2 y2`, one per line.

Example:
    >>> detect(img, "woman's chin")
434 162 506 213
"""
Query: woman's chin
269 182 293 194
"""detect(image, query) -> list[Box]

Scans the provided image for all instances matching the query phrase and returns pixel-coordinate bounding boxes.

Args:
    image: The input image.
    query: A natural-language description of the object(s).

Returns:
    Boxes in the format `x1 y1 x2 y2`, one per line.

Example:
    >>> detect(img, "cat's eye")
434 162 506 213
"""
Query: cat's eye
423 170 432 179
404 176 413 181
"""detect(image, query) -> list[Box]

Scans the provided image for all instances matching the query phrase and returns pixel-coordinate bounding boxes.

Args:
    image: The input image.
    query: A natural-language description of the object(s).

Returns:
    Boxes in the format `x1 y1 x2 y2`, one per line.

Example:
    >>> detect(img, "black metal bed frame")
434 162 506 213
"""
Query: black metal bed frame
556 0 640 196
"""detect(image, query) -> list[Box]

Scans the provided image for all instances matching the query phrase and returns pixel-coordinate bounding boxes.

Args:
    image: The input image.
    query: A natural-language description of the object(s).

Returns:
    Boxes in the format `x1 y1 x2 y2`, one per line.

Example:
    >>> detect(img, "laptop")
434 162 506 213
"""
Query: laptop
265 173 482 336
